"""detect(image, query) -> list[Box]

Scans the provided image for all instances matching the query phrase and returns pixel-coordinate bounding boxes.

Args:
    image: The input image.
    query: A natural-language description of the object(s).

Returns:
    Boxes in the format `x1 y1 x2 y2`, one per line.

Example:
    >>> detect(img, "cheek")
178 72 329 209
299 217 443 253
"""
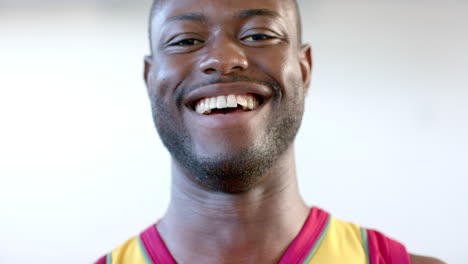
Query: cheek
151 58 184 98
285 62 305 99
256 49 304 100
147 61 186 128
280 49 305 97
149 54 197 115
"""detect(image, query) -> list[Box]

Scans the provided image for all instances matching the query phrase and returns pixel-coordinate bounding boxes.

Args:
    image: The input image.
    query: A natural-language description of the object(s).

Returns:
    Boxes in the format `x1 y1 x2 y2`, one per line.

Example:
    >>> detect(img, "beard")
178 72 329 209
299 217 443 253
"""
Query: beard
150 77 305 193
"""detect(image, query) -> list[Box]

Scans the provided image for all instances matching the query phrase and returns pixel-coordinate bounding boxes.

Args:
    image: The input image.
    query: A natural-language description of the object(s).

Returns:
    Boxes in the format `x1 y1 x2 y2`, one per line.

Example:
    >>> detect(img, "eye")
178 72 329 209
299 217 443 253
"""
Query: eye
243 34 275 42
170 39 204 46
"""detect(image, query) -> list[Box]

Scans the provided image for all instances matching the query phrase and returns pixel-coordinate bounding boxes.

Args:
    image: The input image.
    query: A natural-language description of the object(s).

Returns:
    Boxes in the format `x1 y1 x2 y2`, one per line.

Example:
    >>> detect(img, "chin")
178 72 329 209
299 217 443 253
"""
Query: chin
178 148 274 194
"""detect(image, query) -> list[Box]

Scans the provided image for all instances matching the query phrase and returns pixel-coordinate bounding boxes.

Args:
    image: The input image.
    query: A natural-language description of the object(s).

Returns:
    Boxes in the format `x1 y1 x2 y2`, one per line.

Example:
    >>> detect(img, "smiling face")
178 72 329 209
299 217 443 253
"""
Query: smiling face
145 0 311 193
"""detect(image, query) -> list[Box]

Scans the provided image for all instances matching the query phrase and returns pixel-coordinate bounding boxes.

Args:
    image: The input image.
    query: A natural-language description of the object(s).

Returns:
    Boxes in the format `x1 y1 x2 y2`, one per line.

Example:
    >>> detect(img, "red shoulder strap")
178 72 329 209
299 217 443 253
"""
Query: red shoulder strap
366 229 411 264
94 254 107 264
139 224 177 264
278 207 330 264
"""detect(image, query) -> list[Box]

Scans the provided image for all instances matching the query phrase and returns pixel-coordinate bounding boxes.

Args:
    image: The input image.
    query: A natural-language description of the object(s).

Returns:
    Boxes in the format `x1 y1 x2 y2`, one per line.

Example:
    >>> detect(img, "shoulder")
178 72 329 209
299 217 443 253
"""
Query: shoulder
409 254 446 264
313 208 446 264
95 236 149 264
333 216 409 264
360 226 446 264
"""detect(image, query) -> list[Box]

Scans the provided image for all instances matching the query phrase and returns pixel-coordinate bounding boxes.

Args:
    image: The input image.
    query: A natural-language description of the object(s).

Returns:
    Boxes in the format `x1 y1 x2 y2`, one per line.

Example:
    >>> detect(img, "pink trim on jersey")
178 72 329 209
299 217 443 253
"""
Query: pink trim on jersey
278 207 330 264
367 229 411 264
140 224 177 264
94 255 107 264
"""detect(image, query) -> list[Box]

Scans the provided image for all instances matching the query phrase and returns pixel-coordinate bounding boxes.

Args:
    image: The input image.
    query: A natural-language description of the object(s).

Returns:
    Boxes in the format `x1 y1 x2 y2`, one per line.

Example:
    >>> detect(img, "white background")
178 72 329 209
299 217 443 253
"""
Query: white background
0 0 466 263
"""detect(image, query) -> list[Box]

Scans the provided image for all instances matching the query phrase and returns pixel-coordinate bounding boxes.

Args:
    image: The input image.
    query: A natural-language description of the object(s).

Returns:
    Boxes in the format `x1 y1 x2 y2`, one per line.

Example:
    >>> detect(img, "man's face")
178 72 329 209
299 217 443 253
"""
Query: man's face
146 0 311 193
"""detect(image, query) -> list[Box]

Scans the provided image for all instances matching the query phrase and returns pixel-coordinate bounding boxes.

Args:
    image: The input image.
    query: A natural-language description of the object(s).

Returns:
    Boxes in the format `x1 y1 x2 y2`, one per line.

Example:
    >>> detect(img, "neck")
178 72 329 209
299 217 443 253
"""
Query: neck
158 146 309 264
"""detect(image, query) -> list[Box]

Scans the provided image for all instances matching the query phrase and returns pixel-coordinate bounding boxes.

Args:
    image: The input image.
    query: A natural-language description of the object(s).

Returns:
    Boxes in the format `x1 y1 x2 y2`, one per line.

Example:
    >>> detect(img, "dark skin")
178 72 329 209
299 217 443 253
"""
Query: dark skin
144 0 445 263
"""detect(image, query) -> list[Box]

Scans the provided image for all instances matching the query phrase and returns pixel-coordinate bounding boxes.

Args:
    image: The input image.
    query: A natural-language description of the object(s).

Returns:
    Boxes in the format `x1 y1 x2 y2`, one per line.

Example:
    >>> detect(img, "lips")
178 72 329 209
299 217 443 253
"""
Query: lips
183 82 273 113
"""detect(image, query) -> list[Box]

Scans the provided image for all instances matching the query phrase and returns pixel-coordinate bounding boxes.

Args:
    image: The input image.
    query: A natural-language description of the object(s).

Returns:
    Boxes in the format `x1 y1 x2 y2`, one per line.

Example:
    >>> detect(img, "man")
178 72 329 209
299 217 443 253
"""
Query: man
97 0 444 263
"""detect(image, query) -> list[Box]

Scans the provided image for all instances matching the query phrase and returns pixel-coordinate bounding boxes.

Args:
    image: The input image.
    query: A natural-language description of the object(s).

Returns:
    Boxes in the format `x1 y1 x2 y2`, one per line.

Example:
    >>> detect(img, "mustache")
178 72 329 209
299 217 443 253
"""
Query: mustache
175 75 281 106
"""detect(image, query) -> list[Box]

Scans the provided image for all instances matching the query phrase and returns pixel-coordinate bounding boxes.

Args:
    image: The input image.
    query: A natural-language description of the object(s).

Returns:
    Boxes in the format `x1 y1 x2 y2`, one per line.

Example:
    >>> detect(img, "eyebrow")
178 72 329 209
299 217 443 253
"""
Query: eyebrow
165 8 280 24
166 12 206 23
238 8 280 20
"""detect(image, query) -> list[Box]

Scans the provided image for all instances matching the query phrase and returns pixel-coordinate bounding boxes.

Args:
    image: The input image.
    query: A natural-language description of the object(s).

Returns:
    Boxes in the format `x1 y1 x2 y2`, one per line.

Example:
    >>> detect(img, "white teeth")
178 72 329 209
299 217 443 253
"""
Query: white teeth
216 96 227 109
247 96 254 110
236 95 248 109
195 98 211 114
196 101 204 114
200 99 208 115
194 94 261 115
209 97 217 109
227 95 237 107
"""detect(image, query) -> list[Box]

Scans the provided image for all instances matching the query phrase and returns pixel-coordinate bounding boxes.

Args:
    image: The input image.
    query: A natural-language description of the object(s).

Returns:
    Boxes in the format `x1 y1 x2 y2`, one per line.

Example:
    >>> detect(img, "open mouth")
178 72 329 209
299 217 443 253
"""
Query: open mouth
191 93 265 115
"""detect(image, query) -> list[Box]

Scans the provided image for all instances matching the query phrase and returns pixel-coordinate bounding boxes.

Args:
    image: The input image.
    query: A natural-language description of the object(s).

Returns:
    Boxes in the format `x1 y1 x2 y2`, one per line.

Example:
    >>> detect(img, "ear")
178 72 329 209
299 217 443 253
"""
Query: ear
299 44 312 96
144 55 153 87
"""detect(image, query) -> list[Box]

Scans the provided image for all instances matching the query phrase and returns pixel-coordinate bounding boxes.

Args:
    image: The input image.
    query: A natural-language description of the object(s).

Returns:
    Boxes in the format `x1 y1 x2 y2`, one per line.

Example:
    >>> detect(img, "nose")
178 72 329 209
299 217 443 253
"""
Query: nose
199 36 249 75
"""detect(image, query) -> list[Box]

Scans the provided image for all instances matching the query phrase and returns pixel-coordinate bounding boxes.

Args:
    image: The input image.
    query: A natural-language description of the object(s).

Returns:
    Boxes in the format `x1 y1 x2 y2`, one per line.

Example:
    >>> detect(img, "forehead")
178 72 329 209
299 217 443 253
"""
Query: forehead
151 0 298 32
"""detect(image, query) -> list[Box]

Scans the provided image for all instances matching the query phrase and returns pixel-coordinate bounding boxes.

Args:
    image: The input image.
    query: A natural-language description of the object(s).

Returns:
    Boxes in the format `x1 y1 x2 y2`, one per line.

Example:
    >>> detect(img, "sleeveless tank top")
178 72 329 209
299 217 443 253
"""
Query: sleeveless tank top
95 207 410 264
